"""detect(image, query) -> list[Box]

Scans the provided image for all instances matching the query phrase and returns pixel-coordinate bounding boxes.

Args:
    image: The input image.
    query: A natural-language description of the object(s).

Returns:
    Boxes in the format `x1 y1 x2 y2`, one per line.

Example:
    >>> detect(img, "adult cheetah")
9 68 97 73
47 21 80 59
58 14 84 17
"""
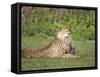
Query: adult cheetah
22 28 79 58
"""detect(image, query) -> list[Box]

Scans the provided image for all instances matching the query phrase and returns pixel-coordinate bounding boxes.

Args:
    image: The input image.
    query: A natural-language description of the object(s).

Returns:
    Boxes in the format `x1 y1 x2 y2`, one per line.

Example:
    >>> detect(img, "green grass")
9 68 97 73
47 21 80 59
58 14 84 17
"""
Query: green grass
21 36 95 71
21 35 54 48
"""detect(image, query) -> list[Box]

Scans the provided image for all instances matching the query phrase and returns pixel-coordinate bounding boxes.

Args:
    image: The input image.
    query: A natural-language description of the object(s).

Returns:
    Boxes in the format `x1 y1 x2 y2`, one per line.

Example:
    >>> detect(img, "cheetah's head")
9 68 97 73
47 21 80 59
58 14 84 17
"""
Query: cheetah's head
56 28 71 41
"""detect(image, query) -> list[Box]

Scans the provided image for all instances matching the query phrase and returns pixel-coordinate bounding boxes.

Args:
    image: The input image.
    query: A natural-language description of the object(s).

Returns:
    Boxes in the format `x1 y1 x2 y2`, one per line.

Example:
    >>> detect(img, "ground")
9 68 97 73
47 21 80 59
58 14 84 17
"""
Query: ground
21 36 95 71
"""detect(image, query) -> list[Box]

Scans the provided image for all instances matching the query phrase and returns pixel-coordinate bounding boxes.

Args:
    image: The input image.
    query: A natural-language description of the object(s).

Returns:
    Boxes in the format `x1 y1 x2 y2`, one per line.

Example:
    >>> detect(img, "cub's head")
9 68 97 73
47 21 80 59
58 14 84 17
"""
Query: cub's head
56 28 71 41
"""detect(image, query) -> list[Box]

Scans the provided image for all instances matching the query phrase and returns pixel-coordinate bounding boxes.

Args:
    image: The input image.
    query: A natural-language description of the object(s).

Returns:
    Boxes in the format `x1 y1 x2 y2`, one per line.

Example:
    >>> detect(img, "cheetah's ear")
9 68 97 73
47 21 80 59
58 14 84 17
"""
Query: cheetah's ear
59 26 67 31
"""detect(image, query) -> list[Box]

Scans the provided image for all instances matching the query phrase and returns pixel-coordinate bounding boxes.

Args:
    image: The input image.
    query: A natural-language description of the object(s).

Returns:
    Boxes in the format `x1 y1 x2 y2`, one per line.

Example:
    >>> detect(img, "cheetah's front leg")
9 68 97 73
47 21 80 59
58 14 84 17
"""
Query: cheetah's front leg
62 54 80 58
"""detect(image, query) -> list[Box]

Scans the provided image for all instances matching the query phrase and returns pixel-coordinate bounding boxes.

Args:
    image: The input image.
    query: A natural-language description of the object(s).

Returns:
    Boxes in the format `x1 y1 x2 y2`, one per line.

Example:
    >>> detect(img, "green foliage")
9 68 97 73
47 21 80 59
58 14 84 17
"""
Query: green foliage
21 7 95 40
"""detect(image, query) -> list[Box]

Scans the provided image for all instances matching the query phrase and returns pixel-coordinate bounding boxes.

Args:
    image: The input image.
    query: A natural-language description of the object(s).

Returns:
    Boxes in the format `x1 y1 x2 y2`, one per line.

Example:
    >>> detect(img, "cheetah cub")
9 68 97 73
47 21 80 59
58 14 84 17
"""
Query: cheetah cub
22 28 78 58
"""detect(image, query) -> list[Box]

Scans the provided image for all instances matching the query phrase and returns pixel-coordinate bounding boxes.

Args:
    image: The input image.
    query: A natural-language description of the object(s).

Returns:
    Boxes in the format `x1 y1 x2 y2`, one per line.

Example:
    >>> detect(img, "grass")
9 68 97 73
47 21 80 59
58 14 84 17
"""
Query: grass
21 36 95 71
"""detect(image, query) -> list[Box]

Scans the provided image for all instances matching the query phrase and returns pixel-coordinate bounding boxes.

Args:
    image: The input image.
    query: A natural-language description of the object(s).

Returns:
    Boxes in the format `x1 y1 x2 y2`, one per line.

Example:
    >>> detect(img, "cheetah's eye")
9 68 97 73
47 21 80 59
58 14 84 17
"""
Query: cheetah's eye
68 32 71 35
65 36 69 38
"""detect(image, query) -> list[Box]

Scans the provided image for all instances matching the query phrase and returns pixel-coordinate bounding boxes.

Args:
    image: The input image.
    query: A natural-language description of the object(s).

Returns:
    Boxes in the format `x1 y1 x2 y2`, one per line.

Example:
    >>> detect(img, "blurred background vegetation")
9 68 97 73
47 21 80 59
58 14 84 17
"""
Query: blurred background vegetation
21 6 95 48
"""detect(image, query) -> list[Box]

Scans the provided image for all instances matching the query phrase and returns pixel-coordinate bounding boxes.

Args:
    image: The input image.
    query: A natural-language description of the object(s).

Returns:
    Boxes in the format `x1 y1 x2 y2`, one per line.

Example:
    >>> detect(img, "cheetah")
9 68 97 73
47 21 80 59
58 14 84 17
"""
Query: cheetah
22 28 79 58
